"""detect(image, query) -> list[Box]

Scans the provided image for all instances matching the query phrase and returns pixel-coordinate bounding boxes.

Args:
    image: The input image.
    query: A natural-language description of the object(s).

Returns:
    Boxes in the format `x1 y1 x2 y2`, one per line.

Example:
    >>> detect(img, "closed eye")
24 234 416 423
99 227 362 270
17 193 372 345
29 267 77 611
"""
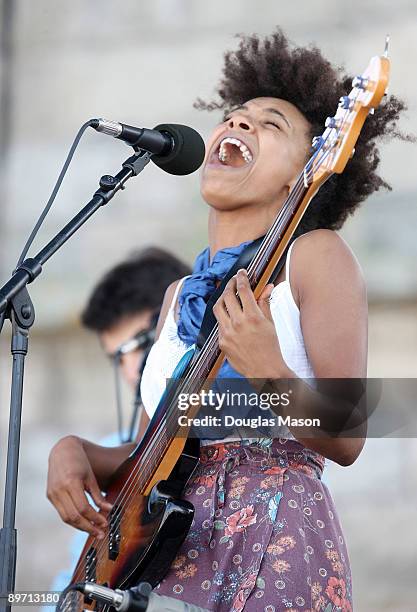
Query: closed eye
221 116 282 130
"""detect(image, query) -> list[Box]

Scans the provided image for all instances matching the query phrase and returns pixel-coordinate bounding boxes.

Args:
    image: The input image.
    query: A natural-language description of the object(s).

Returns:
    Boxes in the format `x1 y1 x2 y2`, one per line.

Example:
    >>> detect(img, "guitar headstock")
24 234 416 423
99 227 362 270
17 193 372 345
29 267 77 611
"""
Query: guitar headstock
308 52 390 188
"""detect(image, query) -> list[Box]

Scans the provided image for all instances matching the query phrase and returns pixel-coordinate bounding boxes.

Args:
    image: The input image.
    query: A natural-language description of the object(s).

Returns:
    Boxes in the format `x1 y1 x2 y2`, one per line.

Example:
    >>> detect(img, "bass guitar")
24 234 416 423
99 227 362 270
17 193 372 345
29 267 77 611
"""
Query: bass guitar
63 48 390 611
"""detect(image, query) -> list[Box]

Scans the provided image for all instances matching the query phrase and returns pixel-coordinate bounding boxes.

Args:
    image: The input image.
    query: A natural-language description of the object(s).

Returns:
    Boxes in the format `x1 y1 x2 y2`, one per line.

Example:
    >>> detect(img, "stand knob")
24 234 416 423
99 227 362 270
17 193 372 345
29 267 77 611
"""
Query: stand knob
99 175 118 191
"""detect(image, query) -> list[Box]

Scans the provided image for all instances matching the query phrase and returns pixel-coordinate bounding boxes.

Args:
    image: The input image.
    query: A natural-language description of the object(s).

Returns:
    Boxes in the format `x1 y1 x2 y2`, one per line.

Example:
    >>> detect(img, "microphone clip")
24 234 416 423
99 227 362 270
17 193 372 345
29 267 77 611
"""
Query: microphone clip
122 150 153 177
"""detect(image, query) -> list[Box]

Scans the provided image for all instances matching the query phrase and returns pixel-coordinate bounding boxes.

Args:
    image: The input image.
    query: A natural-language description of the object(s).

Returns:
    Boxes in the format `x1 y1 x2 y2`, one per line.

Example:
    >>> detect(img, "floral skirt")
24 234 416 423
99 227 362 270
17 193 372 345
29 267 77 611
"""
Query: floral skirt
154 438 353 611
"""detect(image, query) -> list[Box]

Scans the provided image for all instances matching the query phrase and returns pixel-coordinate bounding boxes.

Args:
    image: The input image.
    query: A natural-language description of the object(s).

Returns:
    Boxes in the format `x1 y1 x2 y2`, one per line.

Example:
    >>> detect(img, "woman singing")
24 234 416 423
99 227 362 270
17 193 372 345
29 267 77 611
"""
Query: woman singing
47 29 407 611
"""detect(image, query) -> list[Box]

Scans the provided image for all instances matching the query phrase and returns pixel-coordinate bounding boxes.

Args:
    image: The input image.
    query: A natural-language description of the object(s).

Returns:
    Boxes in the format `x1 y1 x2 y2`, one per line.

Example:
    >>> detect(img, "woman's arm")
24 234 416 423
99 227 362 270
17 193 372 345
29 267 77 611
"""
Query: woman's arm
47 435 135 536
47 279 183 534
287 229 368 464
295 229 368 379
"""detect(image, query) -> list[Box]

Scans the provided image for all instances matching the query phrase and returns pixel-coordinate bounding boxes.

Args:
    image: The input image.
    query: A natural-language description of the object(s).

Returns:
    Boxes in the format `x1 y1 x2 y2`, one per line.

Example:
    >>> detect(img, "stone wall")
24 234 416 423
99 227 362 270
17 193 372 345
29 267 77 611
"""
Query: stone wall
1 2 417 611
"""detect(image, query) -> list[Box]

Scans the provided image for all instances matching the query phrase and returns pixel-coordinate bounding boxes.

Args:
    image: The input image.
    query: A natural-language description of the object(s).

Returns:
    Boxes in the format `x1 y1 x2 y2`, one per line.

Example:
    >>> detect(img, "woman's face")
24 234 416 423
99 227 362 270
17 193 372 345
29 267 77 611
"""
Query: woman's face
200 97 312 213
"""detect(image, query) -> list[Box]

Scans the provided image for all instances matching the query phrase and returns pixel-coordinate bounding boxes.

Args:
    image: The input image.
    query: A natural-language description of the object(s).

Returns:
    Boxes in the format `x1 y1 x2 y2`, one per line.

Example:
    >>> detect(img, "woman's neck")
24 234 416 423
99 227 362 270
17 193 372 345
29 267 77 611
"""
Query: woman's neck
208 202 282 259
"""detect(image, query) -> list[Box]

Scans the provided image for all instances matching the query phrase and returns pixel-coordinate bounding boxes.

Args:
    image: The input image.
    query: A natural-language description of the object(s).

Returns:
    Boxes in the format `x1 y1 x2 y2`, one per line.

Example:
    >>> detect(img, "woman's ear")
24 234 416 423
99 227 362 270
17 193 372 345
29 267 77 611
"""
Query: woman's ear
287 157 308 194
286 176 299 195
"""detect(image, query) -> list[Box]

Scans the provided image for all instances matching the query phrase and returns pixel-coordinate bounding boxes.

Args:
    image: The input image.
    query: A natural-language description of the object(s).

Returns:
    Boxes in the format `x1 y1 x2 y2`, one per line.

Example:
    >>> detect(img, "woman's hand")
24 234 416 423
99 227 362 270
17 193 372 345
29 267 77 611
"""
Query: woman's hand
213 269 293 379
47 435 112 538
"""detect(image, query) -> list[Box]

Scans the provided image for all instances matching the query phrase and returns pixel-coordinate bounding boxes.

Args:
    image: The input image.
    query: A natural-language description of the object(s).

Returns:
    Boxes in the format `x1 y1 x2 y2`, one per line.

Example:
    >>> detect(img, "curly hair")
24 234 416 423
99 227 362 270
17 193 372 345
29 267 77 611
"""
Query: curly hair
195 29 412 234
81 247 191 332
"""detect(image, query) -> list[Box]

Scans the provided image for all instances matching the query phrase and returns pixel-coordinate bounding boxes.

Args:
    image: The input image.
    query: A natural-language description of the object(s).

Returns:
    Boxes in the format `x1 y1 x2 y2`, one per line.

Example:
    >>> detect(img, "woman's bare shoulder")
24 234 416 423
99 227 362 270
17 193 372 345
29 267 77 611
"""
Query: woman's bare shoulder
291 229 366 305
294 228 358 259
154 279 183 340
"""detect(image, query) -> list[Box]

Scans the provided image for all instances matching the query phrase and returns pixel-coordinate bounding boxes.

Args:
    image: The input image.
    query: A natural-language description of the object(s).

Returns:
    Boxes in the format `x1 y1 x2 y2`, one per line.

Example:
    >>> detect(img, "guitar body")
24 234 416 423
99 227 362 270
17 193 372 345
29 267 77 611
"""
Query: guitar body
67 437 199 611
65 347 200 611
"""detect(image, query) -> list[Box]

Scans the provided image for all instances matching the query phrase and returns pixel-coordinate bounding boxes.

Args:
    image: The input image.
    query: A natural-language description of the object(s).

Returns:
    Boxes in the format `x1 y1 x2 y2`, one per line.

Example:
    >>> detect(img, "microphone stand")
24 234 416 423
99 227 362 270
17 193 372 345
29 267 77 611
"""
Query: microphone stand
0 149 151 612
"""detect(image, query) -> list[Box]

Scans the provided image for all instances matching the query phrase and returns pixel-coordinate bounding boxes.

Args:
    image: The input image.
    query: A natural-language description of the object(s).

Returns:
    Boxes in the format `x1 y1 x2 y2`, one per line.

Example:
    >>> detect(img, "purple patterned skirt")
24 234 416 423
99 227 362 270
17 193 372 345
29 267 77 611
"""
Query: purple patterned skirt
154 438 353 611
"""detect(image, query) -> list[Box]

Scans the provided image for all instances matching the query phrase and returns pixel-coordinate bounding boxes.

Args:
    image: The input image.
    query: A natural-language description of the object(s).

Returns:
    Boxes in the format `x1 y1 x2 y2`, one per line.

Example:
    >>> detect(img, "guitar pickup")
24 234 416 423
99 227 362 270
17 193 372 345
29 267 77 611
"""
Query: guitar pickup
108 504 122 561
84 545 97 582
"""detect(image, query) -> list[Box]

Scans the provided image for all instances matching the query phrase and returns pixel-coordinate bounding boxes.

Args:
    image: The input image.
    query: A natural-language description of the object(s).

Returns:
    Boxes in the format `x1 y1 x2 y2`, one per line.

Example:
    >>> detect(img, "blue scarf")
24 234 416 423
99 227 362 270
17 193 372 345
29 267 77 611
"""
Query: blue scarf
177 240 253 378
177 239 274 439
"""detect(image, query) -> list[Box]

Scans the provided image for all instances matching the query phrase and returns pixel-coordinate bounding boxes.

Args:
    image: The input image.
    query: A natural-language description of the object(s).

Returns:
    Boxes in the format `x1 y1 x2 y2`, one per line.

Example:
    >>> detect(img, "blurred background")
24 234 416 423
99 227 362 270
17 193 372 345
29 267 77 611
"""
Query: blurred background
0 1 416 611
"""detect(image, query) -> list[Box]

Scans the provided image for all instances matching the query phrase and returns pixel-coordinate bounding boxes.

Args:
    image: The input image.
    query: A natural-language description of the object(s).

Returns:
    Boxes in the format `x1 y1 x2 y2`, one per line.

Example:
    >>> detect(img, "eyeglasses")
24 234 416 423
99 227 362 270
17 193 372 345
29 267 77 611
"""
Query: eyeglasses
109 327 156 361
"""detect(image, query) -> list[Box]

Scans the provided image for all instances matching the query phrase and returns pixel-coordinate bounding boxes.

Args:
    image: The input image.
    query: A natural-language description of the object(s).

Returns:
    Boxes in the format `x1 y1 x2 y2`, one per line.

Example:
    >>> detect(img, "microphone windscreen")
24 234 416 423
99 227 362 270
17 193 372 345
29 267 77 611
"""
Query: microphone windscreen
152 124 205 175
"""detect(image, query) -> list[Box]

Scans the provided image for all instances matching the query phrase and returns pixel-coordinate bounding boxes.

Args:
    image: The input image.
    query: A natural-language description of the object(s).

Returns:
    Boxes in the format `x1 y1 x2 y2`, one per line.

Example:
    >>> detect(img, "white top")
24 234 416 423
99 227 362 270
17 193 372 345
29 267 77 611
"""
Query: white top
140 238 315 442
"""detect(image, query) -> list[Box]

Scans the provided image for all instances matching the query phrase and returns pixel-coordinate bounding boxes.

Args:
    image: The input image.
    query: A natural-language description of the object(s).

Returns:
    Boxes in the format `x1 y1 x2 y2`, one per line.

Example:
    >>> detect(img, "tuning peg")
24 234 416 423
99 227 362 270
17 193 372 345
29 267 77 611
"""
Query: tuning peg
369 108 375 115
350 148 355 159
352 76 369 90
384 34 390 58
311 136 324 150
325 117 340 129
339 96 355 110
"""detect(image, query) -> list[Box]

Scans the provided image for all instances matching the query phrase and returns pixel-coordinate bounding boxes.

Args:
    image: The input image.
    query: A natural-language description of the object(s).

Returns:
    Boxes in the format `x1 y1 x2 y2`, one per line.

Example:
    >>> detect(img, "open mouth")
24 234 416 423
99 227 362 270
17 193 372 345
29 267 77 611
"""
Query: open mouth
216 137 253 168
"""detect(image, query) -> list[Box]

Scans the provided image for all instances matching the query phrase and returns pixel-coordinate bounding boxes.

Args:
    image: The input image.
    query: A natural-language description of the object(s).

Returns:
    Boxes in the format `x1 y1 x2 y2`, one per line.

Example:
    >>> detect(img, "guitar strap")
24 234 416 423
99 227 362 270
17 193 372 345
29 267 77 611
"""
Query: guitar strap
196 235 296 349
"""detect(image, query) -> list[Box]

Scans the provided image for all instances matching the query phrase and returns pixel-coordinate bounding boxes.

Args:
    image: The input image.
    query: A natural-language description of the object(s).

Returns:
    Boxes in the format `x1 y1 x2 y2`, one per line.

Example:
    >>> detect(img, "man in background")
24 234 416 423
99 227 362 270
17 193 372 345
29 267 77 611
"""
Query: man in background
81 247 190 441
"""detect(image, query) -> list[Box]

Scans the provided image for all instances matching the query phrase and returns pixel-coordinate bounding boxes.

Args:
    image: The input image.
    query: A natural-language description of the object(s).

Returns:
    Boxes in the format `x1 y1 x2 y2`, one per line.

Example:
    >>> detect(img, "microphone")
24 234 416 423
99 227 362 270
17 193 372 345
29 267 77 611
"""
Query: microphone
91 119 205 175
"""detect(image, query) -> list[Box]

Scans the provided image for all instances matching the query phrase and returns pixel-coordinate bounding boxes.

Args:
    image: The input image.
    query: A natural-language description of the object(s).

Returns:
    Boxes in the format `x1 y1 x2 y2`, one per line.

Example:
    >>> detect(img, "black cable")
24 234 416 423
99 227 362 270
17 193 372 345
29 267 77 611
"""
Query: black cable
0 120 94 337
115 311 159 443
126 345 151 443
16 119 95 267
113 353 125 444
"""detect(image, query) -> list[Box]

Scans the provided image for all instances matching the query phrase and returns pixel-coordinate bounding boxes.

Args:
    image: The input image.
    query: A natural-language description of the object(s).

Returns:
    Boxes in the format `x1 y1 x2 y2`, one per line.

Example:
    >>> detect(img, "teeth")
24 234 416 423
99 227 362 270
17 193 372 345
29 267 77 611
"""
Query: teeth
218 137 253 164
